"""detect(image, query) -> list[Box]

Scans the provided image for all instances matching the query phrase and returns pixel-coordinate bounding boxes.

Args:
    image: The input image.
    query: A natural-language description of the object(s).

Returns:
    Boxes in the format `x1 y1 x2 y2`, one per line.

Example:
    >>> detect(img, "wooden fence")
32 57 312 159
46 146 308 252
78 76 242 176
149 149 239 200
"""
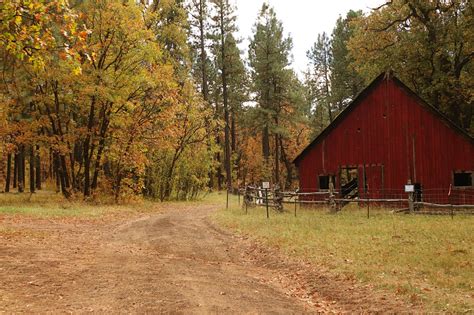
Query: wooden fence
237 186 474 217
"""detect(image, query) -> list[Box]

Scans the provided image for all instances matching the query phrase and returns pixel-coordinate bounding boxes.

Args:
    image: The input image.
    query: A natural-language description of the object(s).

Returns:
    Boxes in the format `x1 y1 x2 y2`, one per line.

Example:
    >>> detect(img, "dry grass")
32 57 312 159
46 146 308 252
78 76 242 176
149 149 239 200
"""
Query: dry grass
0 190 162 219
0 189 224 219
214 201 474 312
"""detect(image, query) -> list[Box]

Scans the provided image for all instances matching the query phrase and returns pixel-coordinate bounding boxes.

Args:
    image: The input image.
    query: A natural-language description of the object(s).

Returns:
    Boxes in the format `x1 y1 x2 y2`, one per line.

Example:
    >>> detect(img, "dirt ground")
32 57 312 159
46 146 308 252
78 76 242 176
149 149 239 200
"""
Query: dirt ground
0 203 418 313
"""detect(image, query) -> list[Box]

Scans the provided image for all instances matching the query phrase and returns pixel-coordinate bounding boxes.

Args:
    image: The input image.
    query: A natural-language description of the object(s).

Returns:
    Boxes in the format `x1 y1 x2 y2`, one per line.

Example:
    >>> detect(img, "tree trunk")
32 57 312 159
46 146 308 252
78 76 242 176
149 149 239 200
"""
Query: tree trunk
274 133 279 185
18 146 25 193
83 145 92 196
163 153 179 201
13 153 18 188
196 1 213 190
53 154 60 192
29 146 35 193
57 153 71 198
91 143 104 190
83 96 96 197
199 0 209 102
279 137 293 189
35 146 41 190
5 153 11 192
262 125 270 161
231 109 236 152
60 155 70 189
49 148 53 180
69 150 76 191
91 114 110 190
220 8 232 191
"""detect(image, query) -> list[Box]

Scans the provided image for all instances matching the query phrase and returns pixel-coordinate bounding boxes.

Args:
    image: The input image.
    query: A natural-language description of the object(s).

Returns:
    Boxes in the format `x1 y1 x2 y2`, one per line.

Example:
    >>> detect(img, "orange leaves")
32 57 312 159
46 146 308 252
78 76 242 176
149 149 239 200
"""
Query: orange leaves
78 31 88 40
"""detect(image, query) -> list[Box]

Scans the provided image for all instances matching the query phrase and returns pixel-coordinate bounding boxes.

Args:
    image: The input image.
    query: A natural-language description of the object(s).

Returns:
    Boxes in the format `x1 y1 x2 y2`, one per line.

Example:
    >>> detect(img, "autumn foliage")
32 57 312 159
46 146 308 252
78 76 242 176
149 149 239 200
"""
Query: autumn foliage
1 0 472 201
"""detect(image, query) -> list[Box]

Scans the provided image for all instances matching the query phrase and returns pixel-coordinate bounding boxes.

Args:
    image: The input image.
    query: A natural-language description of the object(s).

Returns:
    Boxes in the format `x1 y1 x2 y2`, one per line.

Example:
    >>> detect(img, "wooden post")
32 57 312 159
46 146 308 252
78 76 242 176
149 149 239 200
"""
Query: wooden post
294 192 297 217
329 178 336 212
265 188 269 219
407 180 414 213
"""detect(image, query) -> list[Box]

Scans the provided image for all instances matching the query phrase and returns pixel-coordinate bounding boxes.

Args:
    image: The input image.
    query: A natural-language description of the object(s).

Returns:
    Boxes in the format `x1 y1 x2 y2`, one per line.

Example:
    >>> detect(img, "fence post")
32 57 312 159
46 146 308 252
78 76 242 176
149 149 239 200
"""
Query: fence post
265 188 269 219
407 180 414 213
294 192 297 217
329 181 336 212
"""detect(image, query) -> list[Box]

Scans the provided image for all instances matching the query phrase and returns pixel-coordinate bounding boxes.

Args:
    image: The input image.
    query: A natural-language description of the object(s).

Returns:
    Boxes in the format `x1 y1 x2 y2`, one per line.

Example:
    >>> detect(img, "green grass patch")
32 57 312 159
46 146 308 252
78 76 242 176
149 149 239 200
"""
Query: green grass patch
213 203 474 312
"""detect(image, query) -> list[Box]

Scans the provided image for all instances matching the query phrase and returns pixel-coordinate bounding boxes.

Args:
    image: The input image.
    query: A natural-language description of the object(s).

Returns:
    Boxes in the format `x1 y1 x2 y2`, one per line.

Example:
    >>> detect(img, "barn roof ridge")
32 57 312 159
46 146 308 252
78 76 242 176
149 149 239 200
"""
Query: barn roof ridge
293 71 474 165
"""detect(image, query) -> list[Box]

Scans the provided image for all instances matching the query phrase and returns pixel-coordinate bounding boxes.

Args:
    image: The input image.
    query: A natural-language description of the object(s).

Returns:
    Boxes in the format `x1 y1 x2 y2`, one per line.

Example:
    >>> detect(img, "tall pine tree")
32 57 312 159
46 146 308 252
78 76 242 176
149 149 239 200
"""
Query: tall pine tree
249 4 293 183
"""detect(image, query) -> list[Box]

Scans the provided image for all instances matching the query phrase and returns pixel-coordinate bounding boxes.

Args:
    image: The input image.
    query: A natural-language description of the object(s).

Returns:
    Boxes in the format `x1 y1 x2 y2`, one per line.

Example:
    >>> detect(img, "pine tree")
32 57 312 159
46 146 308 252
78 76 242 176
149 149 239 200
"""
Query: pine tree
189 0 211 102
210 0 238 191
248 4 293 183
306 32 333 123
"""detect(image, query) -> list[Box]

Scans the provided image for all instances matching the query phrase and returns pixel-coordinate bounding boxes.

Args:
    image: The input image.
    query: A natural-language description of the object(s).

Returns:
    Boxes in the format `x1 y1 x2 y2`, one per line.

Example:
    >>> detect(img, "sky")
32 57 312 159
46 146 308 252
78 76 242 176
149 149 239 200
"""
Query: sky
235 0 385 75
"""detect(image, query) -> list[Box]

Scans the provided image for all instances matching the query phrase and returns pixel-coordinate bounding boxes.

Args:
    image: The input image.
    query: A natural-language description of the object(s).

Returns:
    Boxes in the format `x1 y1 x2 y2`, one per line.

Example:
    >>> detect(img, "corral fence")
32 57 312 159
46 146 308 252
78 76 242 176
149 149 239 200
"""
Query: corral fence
236 186 474 218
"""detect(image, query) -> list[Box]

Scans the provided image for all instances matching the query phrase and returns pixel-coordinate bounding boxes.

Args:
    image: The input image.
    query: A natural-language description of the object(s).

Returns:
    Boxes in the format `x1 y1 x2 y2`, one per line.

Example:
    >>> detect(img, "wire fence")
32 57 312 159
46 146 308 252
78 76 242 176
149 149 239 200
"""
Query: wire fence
236 186 474 217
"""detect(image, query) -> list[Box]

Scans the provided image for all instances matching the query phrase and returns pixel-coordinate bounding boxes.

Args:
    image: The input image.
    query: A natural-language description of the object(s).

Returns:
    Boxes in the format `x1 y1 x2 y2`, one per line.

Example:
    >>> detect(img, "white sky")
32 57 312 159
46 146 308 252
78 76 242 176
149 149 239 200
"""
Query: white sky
235 0 385 75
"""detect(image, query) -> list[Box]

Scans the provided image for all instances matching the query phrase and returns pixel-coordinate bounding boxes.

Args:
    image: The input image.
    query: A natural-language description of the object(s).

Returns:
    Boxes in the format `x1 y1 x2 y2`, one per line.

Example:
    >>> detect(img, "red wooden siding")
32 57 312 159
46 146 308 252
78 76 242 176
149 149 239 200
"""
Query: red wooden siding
295 75 474 204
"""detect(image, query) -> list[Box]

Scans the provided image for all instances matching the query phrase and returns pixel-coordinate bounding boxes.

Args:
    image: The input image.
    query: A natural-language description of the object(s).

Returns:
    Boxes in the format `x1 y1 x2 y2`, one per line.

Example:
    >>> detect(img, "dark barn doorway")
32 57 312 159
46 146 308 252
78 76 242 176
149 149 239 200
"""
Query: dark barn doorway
340 167 358 198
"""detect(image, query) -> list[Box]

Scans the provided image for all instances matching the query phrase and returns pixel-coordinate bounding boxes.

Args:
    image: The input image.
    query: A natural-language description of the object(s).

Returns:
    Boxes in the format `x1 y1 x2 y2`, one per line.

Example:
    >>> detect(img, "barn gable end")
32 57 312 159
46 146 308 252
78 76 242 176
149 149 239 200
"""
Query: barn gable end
294 72 474 204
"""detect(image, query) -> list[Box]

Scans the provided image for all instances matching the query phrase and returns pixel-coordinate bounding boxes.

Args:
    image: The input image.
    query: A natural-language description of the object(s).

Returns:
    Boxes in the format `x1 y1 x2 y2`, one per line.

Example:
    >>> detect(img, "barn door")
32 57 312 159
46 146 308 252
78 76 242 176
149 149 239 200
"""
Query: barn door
363 165 384 199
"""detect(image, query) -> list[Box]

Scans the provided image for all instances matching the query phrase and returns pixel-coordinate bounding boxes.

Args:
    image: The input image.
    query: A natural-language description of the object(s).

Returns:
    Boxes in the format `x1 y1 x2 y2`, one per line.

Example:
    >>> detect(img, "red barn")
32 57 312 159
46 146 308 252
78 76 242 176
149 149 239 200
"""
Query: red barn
294 72 474 205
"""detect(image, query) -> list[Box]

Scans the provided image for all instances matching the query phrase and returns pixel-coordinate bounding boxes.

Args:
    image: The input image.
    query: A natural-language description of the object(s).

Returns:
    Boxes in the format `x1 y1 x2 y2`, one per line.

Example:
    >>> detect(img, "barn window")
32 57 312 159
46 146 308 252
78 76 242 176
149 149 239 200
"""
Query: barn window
319 175 335 190
453 171 472 187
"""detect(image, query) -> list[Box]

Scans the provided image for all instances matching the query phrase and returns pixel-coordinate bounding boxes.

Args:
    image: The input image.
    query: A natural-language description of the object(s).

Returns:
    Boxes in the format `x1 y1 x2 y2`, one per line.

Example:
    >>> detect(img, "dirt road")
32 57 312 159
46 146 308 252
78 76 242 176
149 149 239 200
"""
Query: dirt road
1 204 321 313
1 203 416 313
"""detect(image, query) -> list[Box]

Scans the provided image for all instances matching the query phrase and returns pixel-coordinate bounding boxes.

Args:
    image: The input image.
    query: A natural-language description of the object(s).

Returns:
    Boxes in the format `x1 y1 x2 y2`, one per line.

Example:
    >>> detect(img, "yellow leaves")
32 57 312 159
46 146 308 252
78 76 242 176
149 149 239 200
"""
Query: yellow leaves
72 66 82 76
14 15 22 25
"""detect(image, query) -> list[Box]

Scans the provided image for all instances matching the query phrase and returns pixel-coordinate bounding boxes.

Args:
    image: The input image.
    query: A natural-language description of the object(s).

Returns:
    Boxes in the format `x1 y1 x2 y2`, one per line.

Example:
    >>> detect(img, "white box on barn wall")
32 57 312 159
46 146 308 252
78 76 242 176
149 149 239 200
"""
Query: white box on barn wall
405 185 415 192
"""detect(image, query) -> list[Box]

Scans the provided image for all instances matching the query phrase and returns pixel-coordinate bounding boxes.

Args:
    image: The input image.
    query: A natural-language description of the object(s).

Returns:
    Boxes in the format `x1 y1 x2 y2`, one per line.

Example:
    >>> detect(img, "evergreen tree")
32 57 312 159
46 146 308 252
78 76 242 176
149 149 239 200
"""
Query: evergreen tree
210 0 238 190
306 32 333 123
188 0 211 101
248 4 293 183
223 34 248 183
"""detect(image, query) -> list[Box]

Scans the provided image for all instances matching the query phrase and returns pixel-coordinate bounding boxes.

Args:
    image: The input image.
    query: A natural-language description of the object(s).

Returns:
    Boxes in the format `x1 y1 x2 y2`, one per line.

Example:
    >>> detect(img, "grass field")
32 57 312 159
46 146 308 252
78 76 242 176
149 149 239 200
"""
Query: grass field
214 202 474 312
